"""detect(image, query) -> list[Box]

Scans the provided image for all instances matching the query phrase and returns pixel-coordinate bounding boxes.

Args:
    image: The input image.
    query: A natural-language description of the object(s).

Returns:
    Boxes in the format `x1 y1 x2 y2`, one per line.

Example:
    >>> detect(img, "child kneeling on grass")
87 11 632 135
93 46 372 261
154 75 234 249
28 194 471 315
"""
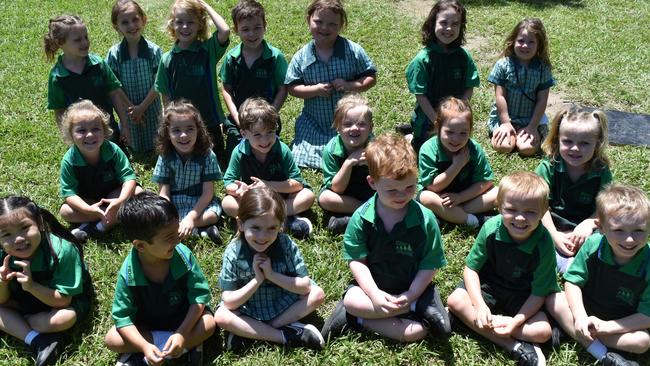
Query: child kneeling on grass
447 172 560 366
321 134 450 343
215 186 325 351
104 192 215 366
546 184 650 366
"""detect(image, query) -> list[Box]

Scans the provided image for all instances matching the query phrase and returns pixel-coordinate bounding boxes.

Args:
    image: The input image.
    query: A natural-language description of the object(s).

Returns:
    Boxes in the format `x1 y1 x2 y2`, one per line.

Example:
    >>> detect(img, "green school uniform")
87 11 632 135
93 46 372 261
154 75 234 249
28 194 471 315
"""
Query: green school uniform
466 215 560 297
155 31 229 128
320 135 373 201
564 233 650 320
535 158 612 228
111 244 211 330
59 140 136 201
223 139 309 189
417 137 493 193
2 234 92 317
343 195 446 294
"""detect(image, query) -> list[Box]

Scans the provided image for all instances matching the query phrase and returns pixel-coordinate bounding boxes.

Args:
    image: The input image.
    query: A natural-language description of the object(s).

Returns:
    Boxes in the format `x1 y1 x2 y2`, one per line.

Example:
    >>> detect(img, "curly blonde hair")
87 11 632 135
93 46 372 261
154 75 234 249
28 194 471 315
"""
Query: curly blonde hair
167 0 210 42
60 100 113 145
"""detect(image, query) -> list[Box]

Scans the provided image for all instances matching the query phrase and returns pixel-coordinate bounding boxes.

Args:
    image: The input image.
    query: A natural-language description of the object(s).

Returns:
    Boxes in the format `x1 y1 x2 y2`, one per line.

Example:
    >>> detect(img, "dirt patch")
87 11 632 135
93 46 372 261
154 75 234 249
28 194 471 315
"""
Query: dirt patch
396 0 432 21
546 89 572 118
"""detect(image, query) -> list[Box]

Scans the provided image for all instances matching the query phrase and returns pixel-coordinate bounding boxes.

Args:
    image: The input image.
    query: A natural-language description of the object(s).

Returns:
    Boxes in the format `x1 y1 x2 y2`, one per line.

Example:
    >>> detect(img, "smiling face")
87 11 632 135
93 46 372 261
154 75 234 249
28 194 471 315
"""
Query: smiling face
0 212 42 260
308 8 342 48
500 192 544 243
168 114 198 159
434 7 461 48
558 120 598 171
138 221 180 260
369 174 418 211
600 214 650 266
70 115 105 157
439 115 471 154
60 24 90 60
173 8 199 48
513 28 538 65
239 212 281 253
242 124 276 155
115 5 146 43
338 105 371 151
236 16 266 51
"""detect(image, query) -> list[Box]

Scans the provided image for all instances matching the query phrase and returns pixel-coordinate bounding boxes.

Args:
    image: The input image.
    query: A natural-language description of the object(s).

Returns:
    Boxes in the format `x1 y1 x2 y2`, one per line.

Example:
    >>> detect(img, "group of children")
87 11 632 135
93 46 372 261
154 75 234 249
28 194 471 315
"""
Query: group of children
0 0 648 365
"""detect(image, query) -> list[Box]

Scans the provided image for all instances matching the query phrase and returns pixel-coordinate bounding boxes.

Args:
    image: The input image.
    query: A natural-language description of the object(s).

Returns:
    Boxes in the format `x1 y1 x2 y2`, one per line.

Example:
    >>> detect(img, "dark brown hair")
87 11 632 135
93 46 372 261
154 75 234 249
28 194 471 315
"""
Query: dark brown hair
238 186 286 227
43 15 86 62
111 0 147 29
305 0 347 28
501 18 551 68
231 0 266 32
421 0 466 48
156 99 213 158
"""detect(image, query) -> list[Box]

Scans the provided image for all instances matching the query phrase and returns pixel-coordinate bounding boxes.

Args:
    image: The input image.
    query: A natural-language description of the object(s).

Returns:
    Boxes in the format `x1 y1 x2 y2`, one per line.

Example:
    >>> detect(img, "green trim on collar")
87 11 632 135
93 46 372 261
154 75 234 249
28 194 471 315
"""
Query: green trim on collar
69 141 114 166
229 39 274 60
124 244 192 286
553 159 603 180
494 216 546 254
51 53 103 78
360 194 422 228
117 37 154 63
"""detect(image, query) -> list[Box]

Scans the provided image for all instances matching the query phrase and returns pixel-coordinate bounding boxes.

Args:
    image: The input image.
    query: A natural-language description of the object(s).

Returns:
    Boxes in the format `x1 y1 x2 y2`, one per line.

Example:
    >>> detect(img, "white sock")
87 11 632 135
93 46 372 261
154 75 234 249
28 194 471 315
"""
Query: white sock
24 330 39 345
95 222 105 232
586 339 608 360
281 330 287 344
356 317 364 326
466 214 479 228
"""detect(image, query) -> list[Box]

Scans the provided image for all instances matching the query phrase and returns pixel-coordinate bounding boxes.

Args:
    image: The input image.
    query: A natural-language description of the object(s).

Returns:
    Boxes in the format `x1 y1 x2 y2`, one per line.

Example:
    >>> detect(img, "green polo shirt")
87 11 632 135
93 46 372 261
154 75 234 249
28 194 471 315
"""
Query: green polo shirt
343 195 446 294
564 233 650 317
155 31 229 127
405 43 479 138
111 244 211 329
535 158 612 224
219 40 288 108
60 140 136 201
223 139 309 189
466 215 560 297
48 53 122 112
417 137 493 193
320 135 372 200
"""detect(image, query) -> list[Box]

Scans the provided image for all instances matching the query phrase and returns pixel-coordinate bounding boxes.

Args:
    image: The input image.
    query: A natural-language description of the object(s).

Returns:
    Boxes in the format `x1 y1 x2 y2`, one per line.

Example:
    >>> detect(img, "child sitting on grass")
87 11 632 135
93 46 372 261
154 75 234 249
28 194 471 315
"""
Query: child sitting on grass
58 100 140 242
321 134 450 343
222 98 315 240
215 186 325 351
447 171 560 366
104 192 215 366
318 93 374 234
546 184 650 366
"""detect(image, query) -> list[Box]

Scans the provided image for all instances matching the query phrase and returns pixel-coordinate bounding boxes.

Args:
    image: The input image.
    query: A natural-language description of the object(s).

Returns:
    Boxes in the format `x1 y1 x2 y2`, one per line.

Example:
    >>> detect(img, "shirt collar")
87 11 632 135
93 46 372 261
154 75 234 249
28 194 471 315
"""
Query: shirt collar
125 245 192 286
303 36 346 66
51 54 101 78
171 39 203 54
241 138 281 156
597 234 650 271
494 215 546 253
553 159 603 180
230 40 273 62
117 37 153 63
69 141 112 166
426 42 460 55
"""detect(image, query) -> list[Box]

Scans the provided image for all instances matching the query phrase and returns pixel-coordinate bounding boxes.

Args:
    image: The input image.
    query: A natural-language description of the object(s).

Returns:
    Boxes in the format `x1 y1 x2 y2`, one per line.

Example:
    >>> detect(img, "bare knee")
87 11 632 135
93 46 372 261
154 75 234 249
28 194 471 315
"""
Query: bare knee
59 204 74 221
446 289 468 314
309 285 326 307
403 325 428 343
104 326 124 350
199 313 216 338
222 196 239 217
213 306 236 329
625 332 650 354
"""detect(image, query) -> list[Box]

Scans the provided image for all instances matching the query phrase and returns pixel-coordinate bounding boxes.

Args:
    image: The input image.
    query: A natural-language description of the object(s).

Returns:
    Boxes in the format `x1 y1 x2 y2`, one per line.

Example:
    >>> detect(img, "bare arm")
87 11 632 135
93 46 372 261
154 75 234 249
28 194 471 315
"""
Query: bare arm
349 259 383 303
158 184 171 201
287 83 332 99
199 0 230 45
271 85 288 112
462 87 474 101
257 178 302 194
428 158 467 192
494 85 510 126
221 280 262 310
186 181 216 223
264 271 312 295
221 85 239 126
64 195 105 220
400 269 436 304
527 88 550 129
447 181 493 205
415 94 436 124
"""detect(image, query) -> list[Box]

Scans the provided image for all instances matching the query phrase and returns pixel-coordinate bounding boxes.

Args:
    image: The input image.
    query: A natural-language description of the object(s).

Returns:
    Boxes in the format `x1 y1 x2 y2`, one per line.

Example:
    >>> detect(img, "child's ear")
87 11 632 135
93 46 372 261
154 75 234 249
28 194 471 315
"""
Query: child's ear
367 175 376 190
133 239 148 252
235 217 244 232
594 218 601 230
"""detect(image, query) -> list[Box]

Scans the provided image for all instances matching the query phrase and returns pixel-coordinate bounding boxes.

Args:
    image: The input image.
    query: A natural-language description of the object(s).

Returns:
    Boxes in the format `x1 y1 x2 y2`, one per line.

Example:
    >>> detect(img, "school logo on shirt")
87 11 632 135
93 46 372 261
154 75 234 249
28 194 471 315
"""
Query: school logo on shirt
452 68 463 81
395 241 414 256
511 266 525 278
169 291 182 306
184 65 205 77
578 192 592 204
616 287 635 307
255 69 268 79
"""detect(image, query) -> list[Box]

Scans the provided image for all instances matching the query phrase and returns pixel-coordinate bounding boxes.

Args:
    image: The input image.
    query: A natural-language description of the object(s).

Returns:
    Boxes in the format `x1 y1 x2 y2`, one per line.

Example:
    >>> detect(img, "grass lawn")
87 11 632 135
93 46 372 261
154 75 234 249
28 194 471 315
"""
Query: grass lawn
1 0 649 365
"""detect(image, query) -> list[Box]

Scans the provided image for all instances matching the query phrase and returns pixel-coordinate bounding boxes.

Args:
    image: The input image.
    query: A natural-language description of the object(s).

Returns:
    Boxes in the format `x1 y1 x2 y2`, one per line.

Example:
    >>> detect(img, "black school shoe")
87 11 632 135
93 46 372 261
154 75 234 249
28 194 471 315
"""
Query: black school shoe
320 299 360 342
187 343 204 366
602 352 639 366
200 225 223 245
115 353 147 366
281 322 324 350
327 215 351 235
31 333 62 366
510 341 539 366
414 285 452 337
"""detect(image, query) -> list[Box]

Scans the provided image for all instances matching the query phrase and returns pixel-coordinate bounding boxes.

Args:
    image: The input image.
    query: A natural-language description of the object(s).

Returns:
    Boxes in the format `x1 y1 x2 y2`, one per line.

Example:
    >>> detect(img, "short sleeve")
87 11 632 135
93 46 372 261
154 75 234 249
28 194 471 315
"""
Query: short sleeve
151 155 171 185
600 166 613 187
281 143 307 187
219 54 234 86
152 45 162 75
218 242 241 291
534 159 553 187
111 273 137 328
273 52 289 87
184 248 212 305
60 153 79 198
637 280 650 317
51 238 84 296
285 237 309 278
206 30 229 62
418 212 447 270
465 224 490 271
112 144 137 183
470 142 494 183
487 58 508 86
349 41 376 79
223 147 242 186
100 59 122 91
530 232 561 296
417 140 440 190
47 70 66 110
321 141 341 189
105 45 120 78
284 47 305 85
202 151 223 181
405 49 429 95
536 63 555 91
342 210 369 260
462 48 480 88
563 235 600 287
155 54 171 95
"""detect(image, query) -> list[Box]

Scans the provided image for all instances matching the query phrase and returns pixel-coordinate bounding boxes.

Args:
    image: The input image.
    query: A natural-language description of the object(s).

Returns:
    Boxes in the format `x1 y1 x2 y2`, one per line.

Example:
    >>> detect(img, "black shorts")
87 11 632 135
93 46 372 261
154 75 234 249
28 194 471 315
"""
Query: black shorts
457 280 530 317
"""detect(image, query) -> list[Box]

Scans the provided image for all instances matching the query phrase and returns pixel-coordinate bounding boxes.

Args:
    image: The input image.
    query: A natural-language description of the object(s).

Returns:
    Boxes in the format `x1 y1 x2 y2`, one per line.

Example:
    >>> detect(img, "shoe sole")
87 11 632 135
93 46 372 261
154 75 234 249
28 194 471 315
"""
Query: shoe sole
533 343 546 366
290 322 324 349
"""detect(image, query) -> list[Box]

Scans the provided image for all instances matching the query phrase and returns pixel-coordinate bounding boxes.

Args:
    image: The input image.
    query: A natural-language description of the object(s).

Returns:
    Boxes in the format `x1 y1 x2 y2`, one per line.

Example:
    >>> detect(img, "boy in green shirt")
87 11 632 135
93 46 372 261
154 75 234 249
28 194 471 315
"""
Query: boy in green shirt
546 184 650 366
321 134 449 343
447 172 560 366
104 192 215 366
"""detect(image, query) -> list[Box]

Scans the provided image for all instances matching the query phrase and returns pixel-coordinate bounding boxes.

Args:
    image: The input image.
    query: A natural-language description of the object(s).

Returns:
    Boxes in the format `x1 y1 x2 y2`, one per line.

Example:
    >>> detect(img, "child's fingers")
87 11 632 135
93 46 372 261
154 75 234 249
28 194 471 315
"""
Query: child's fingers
12 260 30 270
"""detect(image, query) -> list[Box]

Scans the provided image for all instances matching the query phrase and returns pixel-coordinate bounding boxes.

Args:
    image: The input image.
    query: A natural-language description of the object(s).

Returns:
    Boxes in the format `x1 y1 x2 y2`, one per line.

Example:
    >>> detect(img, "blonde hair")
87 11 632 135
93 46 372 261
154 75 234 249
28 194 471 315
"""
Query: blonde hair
167 0 210 42
542 107 609 170
43 15 86 62
433 96 473 135
331 93 373 131
239 98 279 132
596 184 650 225
60 100 113 144
497 171 549 212
501 18 551 69
365 133 417 180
